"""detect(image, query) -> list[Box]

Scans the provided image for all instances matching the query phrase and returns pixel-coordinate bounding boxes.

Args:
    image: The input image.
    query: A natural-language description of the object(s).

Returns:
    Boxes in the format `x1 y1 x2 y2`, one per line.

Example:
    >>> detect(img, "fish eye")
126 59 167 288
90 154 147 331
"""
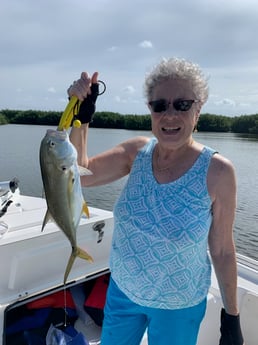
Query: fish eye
49 140 55 147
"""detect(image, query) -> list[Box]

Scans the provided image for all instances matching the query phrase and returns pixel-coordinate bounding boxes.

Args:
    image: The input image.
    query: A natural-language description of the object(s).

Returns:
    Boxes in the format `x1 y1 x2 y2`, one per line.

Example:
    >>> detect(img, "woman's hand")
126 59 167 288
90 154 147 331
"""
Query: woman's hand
68 71 99 124
219 308 244 345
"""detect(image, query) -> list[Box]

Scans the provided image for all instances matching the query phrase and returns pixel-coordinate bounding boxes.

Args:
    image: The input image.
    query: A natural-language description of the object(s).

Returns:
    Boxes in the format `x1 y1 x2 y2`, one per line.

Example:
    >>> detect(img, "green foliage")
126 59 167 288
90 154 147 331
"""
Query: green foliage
1 108 258 134
198 114 231 132
92 112 124 128
0 109 62 126
91 112 151 130
0 112 8 124
231 114 258 134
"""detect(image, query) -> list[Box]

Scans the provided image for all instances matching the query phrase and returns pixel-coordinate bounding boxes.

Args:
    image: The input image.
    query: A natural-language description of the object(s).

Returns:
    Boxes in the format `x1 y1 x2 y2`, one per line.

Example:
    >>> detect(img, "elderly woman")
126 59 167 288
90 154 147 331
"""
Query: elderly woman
68 58 244 345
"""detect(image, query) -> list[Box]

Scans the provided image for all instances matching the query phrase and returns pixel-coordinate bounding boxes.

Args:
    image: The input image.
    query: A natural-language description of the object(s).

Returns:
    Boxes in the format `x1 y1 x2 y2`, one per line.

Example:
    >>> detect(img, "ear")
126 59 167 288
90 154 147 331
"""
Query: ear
193 108 201 132
194 102 202 124
194 112 200 125
193 114 200 132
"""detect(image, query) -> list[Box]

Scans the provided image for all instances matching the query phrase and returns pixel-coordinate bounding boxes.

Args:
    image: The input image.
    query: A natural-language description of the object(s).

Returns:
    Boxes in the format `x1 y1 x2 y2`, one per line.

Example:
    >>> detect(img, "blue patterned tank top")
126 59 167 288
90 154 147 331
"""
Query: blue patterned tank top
110 138 216 309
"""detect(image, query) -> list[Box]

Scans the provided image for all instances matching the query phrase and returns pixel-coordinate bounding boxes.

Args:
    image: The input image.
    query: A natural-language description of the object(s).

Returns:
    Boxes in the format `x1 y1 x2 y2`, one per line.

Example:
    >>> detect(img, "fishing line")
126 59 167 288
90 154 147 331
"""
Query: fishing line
63 284 68 327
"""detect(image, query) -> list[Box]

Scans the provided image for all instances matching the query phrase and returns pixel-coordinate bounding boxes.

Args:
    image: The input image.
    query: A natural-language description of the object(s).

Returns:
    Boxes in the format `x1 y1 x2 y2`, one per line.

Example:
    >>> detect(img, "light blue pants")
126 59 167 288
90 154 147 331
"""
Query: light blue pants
101 277 207 345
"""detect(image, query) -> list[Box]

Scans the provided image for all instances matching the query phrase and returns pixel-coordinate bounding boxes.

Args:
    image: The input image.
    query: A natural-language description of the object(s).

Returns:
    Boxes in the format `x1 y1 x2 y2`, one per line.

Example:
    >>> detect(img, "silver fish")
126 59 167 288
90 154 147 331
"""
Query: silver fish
39 129 93 284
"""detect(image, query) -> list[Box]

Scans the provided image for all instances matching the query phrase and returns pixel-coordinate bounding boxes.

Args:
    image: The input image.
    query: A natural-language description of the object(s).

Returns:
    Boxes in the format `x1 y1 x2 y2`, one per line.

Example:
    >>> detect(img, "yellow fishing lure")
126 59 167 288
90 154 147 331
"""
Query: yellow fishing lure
57 80 106 131
57 96 81 131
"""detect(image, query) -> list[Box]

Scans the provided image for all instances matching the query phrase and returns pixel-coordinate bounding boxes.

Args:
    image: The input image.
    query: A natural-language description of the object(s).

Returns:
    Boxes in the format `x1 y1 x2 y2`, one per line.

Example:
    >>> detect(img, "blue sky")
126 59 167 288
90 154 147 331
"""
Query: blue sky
1 0 258 116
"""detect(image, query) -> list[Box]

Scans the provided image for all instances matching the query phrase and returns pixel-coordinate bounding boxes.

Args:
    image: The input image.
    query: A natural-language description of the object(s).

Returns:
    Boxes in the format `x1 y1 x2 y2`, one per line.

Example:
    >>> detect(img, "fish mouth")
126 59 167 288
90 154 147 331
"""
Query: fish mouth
46 129 67 140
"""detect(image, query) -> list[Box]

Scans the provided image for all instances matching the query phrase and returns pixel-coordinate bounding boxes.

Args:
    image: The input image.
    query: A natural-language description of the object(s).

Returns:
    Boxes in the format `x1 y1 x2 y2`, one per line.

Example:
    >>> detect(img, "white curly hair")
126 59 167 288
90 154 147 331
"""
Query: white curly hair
144 57 209 104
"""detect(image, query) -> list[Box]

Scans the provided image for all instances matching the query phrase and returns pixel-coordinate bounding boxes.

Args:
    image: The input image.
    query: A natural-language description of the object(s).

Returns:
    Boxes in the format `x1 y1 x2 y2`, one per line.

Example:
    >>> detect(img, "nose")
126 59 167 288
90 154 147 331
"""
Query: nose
163 104 178 117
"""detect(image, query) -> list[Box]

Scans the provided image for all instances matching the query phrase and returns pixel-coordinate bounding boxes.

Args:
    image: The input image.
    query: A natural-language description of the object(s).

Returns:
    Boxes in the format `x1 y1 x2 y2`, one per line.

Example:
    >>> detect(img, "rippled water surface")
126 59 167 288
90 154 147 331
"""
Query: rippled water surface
0 125 257 260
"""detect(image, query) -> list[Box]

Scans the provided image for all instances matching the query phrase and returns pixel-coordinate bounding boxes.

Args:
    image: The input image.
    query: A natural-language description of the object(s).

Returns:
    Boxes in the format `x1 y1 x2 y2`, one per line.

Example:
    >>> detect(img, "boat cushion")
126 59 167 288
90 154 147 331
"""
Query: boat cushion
84 273 110 326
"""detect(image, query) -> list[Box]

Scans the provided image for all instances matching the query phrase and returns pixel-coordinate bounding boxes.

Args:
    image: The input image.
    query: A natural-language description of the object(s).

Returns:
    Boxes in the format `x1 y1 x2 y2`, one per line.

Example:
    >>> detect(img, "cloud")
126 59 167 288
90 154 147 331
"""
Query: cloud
123 86 136 94
1 0 258 115
47 87 56 94
107 46 118 52
138 40 153 49
114 96 126 103
215 98 236 107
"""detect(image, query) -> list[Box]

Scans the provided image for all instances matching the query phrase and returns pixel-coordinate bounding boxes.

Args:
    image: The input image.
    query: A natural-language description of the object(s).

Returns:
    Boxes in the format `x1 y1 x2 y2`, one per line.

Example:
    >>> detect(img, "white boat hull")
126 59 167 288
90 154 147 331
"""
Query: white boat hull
0 191 257 344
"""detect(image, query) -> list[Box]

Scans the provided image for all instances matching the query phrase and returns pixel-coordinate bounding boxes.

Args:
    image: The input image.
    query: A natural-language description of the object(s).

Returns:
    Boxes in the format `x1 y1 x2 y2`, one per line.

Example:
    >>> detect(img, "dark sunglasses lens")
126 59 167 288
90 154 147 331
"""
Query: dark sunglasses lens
173 100 194 111
150 100 168 113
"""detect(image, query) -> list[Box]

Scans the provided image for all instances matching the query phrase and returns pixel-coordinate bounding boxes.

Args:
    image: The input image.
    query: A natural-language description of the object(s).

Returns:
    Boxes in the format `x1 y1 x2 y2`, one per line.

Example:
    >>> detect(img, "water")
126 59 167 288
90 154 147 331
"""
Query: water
0 125 257 260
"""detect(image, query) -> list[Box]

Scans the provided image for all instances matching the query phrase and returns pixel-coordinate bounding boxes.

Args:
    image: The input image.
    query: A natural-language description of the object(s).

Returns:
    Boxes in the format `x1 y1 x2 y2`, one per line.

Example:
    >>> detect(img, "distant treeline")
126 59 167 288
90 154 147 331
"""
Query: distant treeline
1 109 258 134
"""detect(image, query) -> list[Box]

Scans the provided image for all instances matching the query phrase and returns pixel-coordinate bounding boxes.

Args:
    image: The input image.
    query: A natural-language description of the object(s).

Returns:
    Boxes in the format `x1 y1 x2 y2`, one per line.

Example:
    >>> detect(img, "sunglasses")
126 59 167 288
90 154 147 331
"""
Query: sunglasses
149 99 199 113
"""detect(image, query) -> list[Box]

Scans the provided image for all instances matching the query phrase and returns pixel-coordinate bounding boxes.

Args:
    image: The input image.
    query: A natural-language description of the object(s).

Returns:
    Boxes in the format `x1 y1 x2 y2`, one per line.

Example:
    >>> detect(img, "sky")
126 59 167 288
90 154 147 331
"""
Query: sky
1 0 258 117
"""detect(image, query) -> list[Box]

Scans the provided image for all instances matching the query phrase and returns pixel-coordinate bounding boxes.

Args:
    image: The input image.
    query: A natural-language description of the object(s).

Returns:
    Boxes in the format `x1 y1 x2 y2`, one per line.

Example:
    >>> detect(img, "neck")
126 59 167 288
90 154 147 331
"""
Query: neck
154 139 194 172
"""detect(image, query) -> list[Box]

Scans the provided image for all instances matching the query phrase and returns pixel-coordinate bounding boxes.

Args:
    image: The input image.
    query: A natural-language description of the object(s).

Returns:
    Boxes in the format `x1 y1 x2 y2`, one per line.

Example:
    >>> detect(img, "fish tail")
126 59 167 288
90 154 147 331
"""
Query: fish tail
63 246 93 284
41 209 52 232
77 246 93 262
83 201 90 218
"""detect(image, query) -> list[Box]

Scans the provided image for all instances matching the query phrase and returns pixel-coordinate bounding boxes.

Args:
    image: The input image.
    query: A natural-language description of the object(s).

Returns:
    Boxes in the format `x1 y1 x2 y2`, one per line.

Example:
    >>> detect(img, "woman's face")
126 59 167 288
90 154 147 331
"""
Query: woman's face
148 78 201 150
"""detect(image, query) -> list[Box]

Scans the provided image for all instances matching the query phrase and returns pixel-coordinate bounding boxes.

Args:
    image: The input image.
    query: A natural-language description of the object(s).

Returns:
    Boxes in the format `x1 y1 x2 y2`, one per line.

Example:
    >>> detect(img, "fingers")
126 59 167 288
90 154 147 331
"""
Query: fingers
92 71 99 84
67 71 99 101
68 80 89 101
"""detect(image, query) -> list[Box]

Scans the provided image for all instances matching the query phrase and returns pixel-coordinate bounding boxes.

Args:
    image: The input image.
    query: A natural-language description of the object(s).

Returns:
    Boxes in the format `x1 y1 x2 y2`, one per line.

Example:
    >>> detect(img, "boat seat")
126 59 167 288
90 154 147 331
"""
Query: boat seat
197 292 222 344
240 292 258 345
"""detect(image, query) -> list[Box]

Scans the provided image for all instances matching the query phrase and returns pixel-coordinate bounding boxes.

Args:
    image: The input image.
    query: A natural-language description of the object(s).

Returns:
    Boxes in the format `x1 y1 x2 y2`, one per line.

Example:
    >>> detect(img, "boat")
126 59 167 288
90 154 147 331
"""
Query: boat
0 179 257 345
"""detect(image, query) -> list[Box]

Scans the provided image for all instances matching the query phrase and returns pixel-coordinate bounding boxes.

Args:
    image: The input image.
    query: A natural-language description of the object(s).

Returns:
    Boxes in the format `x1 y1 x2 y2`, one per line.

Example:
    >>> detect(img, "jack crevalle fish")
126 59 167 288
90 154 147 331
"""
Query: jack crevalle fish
39 129 93 284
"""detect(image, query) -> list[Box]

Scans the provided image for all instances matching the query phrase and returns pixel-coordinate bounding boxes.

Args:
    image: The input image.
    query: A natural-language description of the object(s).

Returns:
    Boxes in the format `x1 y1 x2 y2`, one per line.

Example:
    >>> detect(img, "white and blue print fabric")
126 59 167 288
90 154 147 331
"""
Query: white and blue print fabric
110 138 216 309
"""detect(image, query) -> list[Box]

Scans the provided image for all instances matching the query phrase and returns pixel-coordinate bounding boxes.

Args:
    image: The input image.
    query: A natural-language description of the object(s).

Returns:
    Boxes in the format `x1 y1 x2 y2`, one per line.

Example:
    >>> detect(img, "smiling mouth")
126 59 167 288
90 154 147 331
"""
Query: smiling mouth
162 126 181 132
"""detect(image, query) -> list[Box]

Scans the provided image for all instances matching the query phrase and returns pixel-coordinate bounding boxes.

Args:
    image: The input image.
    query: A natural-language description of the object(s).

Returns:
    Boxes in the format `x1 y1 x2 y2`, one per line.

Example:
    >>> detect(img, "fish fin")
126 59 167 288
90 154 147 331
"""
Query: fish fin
83 201 90 218
63 246 93 284
63 250 76 284
67 172 90 218
76 246 94 263
78 165 93 176
41 209 52 232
